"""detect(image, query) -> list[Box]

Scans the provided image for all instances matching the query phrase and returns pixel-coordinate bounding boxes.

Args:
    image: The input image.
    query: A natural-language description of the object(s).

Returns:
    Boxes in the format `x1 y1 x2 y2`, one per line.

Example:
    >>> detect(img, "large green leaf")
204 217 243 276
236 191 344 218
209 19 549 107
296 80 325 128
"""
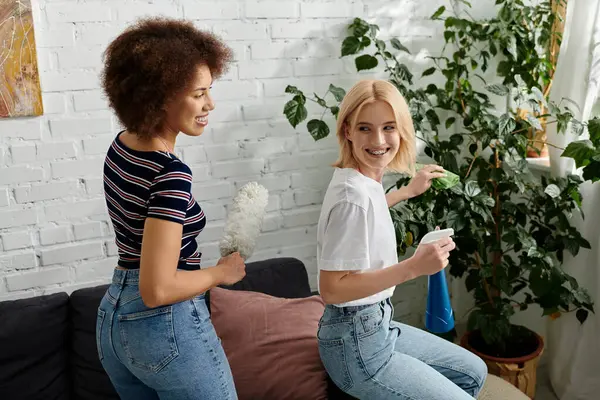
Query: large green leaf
283 100 307 128
485 84 510 96
447 210 467 231
341 36 362 57
431 6 446 19
355 54 378 71
562 140 595 168
328 84 346 102
464 181 482 197
390 38 411 53
588 117 600 145
544 184 561 198
498 113 516 135
307 119 330 141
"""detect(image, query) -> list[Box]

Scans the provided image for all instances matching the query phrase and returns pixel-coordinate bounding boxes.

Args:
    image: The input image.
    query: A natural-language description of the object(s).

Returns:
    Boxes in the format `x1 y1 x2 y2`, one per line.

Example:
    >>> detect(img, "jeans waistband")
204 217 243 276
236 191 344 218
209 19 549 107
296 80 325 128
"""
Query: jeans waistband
112 268 140 285
325 297 391 316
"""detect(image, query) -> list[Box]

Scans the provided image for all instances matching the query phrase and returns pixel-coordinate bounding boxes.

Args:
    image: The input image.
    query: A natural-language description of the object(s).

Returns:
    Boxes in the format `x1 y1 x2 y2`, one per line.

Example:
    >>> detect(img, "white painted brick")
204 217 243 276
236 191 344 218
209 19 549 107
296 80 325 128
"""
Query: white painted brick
240 137 297 158
117 3 181 22
56 47 102 69
266 195 281 212
298 131 338 151
85 178 104 195
41 242 104 266
15 181 79 204
294 58 344 76
73 91 109 111
245 2 299 18
74 222 104 240
36 27 75 47
0 208 37 229
45 199 106 222
51 158 104 179
6 268 70 291
228 43 248 62
219 64 239 81
212 81 258 101
83 136 114 155
1 232 33 251
271 21 323 39
192 182 232 201
0 148 5 165
261 214 283 232
0 290 39 302
0 189 9 207
75 258 118 281
239 60 293 79
10 144 37 164
41 71 100 92
234 174 291 192
295 189 324 206
210 122 266 143
269 150 338 172
286 243 318 259
106 241 118 257
0 119 42 140
291 169 334 189
37 142 77 161
251 42 288 60
39 226 71 246
204 144 240 162
200 221 225 242
42 93 67 114
0 251 37 272
43 280 110 296
181 146 208 164
241 100 290 121
200 202 226 221
182 1 240 19
212 159 265 178
258 227 310 249
190 165 211 182
0 167 44 185
213 21 269 41
282 206 321 228
300 2 363 18
50 117 112 138
77 24 122 47
207 102 241 123
46 3 112 23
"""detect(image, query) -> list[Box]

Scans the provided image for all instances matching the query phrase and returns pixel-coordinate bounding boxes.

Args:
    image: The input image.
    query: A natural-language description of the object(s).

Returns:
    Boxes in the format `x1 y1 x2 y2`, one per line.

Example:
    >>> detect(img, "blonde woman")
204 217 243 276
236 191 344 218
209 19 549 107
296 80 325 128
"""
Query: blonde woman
317 80 487 399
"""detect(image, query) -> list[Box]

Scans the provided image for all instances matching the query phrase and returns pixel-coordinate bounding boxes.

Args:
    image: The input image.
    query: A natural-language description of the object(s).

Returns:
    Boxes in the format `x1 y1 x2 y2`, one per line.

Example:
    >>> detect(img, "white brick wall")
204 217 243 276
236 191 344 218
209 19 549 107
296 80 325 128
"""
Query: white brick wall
0 0 483 324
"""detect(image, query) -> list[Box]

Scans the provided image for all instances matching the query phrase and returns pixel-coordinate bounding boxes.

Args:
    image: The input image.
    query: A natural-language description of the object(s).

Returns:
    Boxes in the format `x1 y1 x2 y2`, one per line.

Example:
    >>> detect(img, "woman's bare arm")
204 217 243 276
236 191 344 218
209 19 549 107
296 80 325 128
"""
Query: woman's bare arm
138 218 225 307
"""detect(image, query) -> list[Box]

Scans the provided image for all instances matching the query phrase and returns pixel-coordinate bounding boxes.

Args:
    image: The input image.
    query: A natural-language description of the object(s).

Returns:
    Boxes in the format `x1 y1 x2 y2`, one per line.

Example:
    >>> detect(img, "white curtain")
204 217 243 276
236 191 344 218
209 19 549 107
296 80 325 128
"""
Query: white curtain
545 1 600 399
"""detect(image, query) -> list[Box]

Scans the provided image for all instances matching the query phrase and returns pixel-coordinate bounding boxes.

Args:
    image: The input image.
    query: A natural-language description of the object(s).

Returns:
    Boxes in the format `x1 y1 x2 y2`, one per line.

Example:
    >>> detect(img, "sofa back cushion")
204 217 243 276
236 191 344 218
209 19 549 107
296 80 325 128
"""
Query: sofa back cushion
0 293 70 400
210 287 329 400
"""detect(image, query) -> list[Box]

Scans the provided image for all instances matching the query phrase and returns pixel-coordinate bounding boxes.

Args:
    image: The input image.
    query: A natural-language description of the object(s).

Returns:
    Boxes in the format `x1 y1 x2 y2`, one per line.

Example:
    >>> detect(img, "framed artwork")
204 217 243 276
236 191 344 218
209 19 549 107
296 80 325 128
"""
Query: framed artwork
0 0 43 118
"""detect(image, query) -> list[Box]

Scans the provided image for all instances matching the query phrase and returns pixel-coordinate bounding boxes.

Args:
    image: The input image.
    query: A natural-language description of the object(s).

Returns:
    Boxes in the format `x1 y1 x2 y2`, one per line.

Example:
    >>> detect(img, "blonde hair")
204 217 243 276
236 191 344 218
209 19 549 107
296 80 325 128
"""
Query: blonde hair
333 79 416 175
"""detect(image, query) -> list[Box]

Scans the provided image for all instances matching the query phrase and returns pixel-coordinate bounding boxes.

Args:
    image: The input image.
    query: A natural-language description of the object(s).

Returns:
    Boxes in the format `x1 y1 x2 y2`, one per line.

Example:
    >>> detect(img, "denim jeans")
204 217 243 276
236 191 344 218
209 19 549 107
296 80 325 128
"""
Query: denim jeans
96 268 237 399
317 298 487 399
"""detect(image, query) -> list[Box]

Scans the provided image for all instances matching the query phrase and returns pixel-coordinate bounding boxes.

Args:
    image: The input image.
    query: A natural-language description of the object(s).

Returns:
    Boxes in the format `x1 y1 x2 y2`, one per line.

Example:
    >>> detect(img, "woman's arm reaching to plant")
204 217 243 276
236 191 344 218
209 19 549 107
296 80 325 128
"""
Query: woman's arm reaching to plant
386 164 445 207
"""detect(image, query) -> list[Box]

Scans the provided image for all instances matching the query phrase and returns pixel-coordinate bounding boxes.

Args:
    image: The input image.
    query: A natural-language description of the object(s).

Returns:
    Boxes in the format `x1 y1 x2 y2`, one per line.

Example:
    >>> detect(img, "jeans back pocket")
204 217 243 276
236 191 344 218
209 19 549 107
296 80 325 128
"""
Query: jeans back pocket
318 338 353 392
118 306 179 373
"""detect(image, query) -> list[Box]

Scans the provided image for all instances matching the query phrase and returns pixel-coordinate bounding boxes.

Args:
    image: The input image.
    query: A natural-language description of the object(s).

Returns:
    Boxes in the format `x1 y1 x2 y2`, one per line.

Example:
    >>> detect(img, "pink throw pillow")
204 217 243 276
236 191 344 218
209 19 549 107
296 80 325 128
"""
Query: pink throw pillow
210 287 328 400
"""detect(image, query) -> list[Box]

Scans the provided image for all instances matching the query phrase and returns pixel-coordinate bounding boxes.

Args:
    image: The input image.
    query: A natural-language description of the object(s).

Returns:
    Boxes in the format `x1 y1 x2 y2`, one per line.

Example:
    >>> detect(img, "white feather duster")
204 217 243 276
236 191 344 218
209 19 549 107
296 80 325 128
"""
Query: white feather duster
219 182 269 260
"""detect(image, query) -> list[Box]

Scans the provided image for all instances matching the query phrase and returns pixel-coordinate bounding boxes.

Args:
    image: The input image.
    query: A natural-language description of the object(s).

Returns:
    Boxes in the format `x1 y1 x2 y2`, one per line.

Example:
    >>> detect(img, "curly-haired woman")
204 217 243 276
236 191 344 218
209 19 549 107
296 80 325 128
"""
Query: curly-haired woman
95 18 245 399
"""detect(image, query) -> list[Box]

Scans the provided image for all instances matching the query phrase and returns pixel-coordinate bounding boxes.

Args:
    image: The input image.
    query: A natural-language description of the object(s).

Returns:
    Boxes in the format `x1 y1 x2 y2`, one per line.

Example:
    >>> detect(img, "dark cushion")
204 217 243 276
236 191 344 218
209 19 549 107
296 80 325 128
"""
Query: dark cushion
69 284 119 400
0 293 70 400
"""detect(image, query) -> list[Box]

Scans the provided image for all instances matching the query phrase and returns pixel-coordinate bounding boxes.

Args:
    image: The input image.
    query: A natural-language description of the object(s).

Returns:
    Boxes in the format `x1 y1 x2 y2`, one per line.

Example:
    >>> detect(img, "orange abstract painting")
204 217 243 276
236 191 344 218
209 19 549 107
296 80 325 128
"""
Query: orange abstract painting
0 0 43 118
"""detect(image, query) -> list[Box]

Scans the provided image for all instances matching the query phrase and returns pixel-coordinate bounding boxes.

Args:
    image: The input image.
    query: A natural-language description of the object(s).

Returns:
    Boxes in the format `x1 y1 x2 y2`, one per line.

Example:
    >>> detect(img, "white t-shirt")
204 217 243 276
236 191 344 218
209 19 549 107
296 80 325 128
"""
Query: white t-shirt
317 168 398 307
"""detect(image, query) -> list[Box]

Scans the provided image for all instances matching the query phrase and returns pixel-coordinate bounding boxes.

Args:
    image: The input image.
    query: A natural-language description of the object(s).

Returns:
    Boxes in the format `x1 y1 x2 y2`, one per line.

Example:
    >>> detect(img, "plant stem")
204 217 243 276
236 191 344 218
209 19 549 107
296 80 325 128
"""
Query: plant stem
475 251 496 308
527 139 564 151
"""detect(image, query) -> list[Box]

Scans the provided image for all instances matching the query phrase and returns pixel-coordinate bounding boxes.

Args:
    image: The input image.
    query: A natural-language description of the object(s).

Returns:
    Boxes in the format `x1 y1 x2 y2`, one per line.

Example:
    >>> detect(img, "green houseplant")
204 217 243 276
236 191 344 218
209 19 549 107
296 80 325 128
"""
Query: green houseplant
282 0 595 396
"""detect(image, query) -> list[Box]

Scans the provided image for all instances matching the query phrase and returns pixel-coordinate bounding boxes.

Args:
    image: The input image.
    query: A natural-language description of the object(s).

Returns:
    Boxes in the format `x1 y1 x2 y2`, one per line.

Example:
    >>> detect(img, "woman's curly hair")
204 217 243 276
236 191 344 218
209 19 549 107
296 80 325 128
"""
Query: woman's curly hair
101 18 233 138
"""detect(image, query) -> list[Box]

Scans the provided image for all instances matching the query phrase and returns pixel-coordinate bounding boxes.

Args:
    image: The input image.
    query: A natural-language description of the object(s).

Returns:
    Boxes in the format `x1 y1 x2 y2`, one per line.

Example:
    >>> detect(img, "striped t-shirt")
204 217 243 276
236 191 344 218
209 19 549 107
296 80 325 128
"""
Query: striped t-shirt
104 132 206 270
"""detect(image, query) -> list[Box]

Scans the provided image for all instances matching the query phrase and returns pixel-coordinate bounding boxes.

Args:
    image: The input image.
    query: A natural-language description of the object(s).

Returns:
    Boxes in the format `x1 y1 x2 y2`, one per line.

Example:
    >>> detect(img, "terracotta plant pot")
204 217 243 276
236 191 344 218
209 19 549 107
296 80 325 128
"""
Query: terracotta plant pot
460 327 544 399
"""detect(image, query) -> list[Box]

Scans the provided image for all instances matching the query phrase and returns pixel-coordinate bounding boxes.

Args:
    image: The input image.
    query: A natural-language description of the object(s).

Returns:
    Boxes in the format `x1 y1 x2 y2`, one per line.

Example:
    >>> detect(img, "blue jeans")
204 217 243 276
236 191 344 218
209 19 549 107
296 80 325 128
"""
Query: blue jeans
96 268 237 399
318 298 487 399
